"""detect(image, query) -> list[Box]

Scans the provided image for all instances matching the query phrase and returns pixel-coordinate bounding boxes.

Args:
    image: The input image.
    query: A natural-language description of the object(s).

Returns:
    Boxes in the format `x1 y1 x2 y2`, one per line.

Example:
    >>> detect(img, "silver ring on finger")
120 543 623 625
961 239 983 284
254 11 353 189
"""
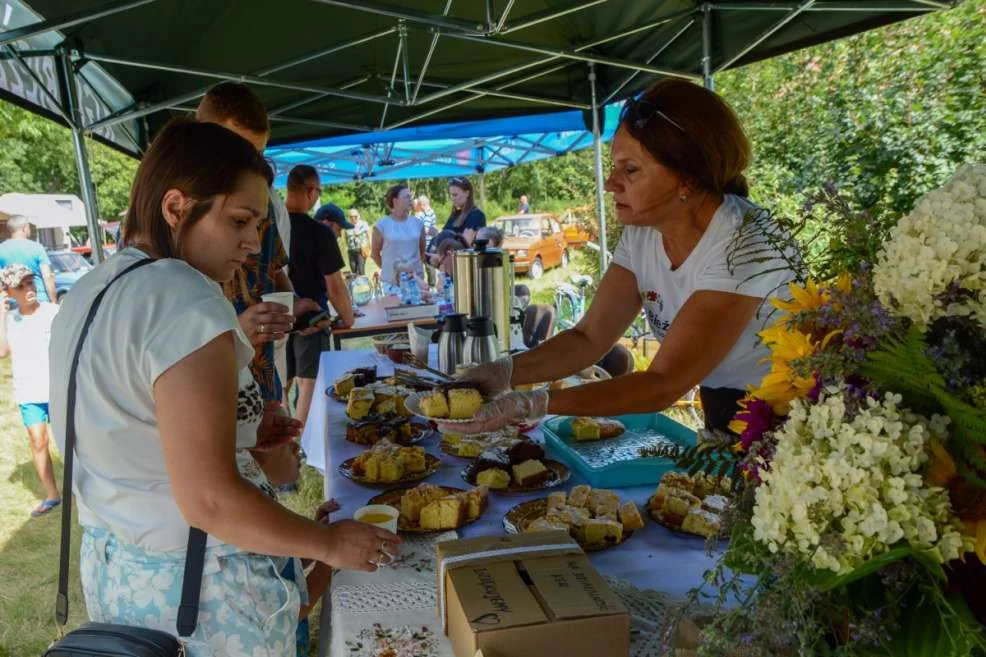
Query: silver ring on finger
259 323 266 334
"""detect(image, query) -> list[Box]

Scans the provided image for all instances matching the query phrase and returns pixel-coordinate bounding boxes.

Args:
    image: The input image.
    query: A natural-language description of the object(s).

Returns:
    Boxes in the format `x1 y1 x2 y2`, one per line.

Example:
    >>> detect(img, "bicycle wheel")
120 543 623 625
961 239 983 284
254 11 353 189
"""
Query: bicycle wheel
554 289 580 333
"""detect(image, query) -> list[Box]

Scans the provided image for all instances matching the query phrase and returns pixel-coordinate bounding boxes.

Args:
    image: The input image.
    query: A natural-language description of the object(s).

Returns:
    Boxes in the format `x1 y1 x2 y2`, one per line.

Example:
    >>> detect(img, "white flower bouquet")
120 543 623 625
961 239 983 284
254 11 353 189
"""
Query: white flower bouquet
663 163 986 657
751 388 969 575
873 164 986 329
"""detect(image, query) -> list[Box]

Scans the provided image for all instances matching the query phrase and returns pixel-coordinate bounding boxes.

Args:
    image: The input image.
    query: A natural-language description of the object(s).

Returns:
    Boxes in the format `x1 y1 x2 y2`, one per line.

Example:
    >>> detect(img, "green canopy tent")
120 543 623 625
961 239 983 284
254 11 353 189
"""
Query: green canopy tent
0 0 956 265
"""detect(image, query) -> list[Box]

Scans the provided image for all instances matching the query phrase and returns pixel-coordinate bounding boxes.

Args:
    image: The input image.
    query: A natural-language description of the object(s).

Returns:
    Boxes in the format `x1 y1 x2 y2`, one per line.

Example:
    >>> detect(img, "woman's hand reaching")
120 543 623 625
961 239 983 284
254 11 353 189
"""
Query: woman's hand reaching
435 389 548 435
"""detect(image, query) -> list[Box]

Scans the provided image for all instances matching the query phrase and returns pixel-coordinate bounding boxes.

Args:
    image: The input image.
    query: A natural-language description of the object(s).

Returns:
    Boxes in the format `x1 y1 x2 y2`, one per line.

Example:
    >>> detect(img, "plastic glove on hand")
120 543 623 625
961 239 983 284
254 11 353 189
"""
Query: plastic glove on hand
435 389 548 435
456 356 513 397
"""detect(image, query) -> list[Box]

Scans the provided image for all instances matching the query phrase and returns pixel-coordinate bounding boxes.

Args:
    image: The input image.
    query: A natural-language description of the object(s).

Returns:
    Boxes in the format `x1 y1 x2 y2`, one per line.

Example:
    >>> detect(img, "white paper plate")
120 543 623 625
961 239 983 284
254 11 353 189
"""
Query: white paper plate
404 390 484 424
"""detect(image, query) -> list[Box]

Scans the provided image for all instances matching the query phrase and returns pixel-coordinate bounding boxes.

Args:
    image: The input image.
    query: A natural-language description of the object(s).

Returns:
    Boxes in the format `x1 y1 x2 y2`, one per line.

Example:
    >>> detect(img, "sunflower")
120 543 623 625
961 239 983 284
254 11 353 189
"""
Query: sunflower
927 437 985 563
772 275 854 318
772 278 829 315
752 326 841 414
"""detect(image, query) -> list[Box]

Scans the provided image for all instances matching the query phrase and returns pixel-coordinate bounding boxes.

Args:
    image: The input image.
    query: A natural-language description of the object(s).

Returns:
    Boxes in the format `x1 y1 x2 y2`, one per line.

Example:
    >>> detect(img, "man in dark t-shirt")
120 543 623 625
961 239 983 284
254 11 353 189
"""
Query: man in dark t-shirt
284 166 354 424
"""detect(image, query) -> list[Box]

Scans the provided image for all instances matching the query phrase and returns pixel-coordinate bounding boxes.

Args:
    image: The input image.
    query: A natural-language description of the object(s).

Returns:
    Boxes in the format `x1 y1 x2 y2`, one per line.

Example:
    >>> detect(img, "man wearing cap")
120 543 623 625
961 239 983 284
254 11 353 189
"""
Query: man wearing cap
0 264 61 516
285 166 354 425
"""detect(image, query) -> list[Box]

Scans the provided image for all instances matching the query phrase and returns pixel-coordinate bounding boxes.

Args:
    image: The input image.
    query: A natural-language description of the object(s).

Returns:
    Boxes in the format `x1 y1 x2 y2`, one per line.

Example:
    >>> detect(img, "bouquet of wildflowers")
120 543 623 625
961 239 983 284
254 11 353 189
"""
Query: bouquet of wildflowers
667 164 986 656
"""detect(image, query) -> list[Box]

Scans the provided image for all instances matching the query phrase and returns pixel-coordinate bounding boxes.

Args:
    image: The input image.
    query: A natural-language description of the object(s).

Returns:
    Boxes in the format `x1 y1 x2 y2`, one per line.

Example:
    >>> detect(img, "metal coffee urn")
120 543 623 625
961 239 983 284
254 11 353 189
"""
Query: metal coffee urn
452 239 512 353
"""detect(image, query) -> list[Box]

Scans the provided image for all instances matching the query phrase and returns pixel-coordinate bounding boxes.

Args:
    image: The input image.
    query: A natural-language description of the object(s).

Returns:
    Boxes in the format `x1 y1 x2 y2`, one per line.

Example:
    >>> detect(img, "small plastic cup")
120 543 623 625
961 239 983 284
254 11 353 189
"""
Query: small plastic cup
354 504 399 533
261 291 294 312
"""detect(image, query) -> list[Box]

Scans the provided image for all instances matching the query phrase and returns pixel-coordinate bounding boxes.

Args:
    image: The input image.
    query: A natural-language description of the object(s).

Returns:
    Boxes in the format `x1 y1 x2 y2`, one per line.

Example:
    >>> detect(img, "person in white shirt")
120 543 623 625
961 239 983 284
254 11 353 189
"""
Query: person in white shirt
441 78 795 436
416 194 438 237
371 184 426 288
0 264 61 517
48 118 399 656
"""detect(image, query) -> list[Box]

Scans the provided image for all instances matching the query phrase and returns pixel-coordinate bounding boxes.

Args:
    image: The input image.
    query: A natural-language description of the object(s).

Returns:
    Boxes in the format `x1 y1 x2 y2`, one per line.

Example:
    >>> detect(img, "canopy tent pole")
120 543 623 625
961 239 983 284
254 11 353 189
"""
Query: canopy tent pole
702 3 715 90
588 62 607 273
55 47 104 264
477 145 488 208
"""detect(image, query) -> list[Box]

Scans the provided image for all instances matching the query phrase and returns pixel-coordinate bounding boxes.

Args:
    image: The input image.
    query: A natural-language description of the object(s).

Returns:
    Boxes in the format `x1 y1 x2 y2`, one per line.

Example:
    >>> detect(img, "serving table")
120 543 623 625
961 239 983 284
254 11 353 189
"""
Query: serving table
301 349 720 657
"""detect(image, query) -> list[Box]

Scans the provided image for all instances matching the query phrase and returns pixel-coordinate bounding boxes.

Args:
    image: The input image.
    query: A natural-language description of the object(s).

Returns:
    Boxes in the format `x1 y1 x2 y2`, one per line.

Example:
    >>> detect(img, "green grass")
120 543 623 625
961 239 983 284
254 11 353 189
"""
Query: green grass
520 247 596 306
0 358 86 657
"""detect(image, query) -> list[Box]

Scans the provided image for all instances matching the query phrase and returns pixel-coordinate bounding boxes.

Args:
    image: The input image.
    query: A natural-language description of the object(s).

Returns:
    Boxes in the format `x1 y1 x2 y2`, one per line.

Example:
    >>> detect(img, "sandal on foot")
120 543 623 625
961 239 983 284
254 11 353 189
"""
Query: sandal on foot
31 498 61 517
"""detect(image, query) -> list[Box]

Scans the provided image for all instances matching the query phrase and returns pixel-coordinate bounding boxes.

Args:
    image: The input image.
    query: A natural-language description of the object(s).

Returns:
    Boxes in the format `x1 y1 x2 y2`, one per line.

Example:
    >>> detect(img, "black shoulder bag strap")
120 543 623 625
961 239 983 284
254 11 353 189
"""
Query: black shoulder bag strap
55 257 208 638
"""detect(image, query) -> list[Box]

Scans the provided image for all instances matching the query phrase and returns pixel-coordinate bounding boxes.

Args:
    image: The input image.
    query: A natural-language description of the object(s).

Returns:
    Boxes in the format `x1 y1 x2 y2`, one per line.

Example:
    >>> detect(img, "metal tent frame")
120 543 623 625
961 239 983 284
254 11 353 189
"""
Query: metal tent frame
0 1 955 265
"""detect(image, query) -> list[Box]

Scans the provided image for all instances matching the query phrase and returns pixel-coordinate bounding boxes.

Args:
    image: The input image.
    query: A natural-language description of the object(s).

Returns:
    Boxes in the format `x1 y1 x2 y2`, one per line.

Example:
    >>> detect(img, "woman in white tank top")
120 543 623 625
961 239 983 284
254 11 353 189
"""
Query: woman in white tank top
371 184 426 285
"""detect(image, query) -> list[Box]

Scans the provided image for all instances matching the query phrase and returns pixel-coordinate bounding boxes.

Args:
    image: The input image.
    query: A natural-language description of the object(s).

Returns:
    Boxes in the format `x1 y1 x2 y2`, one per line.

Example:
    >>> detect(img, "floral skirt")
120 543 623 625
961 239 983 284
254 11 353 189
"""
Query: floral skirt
80 526 302 657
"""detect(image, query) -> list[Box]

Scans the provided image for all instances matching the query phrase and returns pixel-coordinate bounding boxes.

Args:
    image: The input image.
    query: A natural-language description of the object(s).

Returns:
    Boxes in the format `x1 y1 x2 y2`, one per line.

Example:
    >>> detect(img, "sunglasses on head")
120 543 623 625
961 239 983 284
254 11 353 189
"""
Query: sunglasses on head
620 96 687 134
448 177 469 186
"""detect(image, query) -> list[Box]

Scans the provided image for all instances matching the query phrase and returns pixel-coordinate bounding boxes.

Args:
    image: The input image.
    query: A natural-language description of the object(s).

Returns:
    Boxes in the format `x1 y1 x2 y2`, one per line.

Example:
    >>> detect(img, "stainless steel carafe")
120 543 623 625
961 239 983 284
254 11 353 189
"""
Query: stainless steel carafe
437 313 468 375
463 317 500 366
452 239 511 352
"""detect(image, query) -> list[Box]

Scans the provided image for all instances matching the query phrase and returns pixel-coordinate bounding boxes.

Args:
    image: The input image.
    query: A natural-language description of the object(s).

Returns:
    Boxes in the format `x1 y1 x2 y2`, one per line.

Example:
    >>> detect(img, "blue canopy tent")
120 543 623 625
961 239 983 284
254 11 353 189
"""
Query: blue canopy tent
265 103 622 185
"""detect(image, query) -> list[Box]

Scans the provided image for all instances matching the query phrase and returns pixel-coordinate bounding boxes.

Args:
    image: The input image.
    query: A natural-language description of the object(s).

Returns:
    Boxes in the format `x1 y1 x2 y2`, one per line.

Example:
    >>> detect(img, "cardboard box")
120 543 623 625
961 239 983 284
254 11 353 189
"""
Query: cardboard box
436 532 630 657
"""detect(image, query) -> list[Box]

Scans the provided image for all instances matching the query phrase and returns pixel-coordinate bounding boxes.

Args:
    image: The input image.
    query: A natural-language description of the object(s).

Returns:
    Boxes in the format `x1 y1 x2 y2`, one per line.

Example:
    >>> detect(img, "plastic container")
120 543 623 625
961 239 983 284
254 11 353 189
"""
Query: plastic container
540 413 697 488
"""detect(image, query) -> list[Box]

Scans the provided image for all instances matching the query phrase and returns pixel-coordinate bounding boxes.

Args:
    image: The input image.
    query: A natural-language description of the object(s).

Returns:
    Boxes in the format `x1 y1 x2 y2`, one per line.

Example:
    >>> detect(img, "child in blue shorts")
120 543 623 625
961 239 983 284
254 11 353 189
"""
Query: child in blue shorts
0 264 61 516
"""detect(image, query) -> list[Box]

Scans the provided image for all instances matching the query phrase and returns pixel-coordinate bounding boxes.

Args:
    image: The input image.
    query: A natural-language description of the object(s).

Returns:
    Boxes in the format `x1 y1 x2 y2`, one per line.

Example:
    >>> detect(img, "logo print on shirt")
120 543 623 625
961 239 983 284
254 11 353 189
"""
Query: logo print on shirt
640 290 670 338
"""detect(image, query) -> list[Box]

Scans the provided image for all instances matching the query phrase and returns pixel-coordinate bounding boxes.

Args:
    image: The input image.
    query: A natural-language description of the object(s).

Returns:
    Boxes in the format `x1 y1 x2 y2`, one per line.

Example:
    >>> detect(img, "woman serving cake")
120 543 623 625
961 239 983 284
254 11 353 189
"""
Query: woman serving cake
436 79 796 437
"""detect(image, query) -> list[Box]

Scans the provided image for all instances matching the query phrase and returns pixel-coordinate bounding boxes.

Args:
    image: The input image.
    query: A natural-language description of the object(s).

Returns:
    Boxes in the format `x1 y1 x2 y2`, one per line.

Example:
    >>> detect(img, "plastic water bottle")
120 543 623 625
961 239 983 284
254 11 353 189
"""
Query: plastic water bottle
398 272 410 304
443 274 454 305
409 277 421 305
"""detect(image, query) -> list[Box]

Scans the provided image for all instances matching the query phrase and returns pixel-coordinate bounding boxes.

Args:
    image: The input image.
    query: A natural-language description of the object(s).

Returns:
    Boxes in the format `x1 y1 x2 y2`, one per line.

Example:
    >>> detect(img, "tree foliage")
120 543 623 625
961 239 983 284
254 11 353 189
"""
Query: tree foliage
722 0 986 220
0 1 982 242
0 102 137 219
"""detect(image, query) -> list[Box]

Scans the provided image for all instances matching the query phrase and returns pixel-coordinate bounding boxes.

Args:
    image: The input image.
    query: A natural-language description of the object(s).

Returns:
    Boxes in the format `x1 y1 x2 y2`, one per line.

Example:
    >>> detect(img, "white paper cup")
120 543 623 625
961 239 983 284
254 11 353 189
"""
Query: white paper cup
354 504 399 533
261 291 294 312
407 324 434 364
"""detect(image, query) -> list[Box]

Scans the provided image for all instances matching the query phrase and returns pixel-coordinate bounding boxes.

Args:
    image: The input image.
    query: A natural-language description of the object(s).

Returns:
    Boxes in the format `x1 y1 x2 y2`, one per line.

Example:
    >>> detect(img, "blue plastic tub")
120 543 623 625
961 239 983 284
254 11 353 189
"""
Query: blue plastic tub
541 413 697 488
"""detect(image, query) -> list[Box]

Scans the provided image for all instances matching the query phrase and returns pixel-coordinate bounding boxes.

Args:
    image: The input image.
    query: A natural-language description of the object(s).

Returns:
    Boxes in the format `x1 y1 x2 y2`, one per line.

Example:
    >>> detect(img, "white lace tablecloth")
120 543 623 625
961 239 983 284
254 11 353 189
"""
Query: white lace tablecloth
330 530 679 657
302 349 721 657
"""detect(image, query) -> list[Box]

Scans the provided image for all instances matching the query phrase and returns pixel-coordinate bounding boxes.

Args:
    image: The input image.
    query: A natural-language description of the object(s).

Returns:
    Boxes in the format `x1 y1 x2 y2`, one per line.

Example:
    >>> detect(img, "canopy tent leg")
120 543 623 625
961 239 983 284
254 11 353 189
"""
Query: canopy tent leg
702 2 715 90
588 63 607 273
55 47 104 264
702 2 716 91
479 173 487 209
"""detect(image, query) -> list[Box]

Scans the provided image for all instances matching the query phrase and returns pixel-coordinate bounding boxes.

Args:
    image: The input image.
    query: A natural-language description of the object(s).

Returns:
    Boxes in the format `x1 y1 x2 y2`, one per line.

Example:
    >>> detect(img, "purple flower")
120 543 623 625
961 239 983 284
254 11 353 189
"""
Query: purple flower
735 399 781 452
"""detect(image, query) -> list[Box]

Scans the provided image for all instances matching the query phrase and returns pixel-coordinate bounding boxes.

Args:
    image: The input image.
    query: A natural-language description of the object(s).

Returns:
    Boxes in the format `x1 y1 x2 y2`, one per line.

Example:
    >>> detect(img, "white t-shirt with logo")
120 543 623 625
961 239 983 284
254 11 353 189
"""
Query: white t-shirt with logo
49 248 264 552
611 194 794 390
6 302 59 404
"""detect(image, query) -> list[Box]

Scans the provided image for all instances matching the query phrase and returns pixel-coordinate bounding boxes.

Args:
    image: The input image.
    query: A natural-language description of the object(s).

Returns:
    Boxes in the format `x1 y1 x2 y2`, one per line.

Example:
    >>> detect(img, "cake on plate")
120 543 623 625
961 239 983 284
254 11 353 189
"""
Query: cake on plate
346 388 375 419
398 483 488 529
648 470 732 536
448 388 483 419
523 486 642 548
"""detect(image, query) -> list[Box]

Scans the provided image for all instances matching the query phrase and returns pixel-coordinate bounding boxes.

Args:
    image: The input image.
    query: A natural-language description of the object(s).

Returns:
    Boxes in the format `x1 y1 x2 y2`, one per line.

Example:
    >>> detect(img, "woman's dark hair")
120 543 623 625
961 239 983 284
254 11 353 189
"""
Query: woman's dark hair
447 176 476 225
122 117 273 259
385 184 409 210
620 79 751 197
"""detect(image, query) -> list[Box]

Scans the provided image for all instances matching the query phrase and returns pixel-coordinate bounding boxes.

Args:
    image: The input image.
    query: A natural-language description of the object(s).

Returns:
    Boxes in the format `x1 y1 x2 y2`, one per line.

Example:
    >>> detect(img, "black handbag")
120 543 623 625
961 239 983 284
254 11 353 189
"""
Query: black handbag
45 258 208 657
